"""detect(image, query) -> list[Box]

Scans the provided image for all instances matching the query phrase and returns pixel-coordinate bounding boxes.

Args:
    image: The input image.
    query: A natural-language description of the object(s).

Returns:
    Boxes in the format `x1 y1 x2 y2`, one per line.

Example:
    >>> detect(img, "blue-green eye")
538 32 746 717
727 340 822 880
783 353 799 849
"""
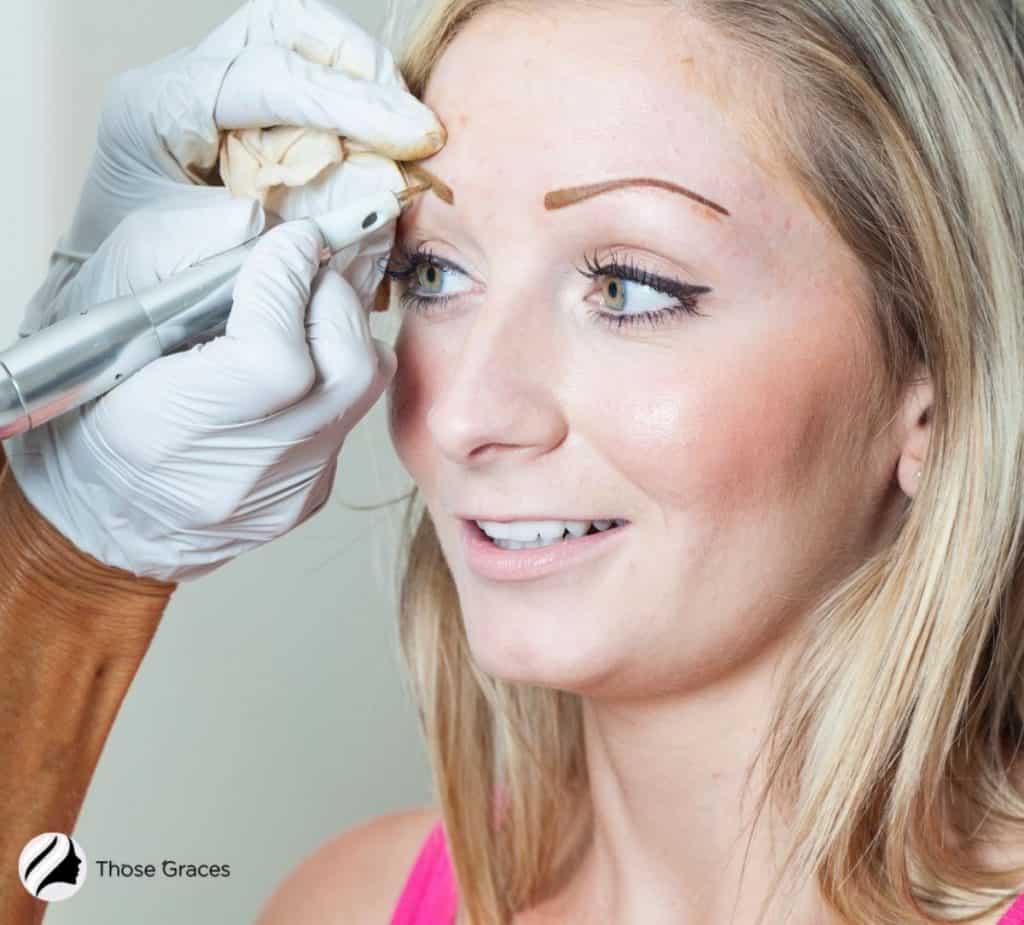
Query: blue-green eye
414 260 445 295
384 245 470 308
603 277 627 311
600 275 678 314
382 244 711 332
578 251 711 330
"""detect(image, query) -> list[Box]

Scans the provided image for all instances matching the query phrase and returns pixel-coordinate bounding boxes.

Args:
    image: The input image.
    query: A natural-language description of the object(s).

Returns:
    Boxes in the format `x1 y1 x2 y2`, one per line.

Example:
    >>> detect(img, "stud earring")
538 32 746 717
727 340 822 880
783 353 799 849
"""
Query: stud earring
916 469 923 480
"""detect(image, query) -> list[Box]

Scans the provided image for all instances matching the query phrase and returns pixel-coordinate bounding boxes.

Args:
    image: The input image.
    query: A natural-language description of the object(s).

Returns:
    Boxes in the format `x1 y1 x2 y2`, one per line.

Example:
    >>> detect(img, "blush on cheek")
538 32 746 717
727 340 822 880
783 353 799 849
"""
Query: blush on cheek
608 353 838 520
709 357 857 515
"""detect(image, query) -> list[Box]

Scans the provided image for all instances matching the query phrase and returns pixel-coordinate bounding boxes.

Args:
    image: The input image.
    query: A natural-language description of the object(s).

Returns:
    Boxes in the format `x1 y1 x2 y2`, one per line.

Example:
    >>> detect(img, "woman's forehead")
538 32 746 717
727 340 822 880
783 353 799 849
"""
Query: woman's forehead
401 2 857 297
416 2 777 218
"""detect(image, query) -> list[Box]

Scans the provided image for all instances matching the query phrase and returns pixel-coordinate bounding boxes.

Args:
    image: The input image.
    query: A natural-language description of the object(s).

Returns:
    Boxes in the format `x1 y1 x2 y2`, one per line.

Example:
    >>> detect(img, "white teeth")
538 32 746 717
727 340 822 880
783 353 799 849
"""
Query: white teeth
475 518 628 549
476 519 588 542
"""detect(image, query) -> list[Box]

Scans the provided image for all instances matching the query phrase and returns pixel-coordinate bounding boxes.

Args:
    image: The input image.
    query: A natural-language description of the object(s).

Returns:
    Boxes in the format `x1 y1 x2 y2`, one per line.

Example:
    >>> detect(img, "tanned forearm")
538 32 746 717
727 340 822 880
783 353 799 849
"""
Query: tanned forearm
0 444 177 923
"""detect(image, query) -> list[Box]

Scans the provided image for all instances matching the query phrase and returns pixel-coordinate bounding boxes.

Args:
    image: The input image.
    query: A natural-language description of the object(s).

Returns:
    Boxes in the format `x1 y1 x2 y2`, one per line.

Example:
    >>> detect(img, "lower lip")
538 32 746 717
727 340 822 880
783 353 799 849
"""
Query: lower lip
460 519 629 582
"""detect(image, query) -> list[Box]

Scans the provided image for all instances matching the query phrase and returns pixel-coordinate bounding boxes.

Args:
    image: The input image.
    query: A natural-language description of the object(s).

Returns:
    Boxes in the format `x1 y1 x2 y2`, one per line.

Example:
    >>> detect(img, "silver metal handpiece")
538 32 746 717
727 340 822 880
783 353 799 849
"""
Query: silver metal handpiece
0 184 425 439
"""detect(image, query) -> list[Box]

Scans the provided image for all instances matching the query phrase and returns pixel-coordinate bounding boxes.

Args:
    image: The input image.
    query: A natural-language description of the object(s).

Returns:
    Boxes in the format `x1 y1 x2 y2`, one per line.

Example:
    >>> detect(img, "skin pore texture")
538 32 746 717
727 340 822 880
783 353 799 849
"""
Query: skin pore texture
386 3 933 923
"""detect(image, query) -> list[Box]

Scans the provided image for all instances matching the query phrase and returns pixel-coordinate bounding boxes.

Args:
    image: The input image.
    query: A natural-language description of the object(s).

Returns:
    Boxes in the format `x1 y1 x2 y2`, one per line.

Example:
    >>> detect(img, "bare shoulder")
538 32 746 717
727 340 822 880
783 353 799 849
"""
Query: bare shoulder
254 804 442 925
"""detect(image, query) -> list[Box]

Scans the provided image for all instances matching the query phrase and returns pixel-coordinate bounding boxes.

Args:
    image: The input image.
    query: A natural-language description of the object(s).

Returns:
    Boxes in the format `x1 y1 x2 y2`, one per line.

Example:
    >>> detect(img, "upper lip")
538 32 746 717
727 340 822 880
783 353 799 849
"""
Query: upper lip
460 515 629 523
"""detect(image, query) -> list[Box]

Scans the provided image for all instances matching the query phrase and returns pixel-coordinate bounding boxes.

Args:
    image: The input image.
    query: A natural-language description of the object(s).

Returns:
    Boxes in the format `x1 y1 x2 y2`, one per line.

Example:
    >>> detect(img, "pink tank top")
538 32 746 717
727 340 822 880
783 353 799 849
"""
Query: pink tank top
390 821 458 925
389 820 1024 925
1003 894 1024 925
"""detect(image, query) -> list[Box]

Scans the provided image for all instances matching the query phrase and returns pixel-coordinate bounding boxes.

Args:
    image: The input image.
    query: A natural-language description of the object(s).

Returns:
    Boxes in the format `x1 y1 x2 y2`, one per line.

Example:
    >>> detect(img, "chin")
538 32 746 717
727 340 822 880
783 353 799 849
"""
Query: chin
463 612 620 693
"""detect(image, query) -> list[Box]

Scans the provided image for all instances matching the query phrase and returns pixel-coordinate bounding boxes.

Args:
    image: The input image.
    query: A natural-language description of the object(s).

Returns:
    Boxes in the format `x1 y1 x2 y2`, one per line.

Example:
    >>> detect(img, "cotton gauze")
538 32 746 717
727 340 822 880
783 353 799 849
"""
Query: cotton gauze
218 31 402 210
219 125 346 213
216 34 408 309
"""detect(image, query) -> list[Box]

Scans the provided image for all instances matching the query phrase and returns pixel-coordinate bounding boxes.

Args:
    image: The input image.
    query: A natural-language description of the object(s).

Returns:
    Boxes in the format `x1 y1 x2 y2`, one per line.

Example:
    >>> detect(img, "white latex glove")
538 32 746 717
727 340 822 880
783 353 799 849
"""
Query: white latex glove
2 0 445 582
22 0 443 335
4 200 396 583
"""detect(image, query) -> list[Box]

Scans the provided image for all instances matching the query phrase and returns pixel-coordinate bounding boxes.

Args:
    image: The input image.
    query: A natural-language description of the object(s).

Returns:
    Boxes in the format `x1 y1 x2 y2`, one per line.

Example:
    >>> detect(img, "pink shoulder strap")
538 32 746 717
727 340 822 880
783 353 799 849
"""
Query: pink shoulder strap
1000 893 1024 924
389 820 458 925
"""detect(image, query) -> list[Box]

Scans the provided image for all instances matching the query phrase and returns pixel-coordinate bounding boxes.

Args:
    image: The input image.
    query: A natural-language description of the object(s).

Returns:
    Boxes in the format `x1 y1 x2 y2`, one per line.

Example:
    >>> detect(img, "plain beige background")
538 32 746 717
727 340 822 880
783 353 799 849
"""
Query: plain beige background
1 1 433 922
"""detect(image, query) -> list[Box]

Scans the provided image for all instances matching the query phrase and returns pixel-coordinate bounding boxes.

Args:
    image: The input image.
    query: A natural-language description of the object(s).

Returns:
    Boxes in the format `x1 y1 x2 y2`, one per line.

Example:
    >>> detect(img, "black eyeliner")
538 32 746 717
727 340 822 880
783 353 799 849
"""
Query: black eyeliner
384 243 712 330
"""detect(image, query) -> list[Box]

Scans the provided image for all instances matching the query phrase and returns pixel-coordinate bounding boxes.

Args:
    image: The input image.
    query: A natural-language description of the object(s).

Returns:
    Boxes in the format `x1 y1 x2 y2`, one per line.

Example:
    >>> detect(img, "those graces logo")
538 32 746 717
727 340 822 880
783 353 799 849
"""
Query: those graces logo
18 833 88 901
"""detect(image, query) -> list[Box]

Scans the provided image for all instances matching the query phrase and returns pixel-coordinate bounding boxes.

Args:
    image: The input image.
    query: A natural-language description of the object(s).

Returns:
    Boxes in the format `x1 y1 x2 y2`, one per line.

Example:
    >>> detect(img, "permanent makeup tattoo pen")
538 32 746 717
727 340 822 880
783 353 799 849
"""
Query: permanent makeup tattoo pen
0 183 431 439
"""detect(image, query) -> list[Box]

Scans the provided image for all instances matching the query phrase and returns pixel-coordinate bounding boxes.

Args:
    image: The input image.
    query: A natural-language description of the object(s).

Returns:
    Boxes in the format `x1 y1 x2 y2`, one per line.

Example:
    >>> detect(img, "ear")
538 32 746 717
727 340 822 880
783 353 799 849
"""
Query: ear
897 365 933 499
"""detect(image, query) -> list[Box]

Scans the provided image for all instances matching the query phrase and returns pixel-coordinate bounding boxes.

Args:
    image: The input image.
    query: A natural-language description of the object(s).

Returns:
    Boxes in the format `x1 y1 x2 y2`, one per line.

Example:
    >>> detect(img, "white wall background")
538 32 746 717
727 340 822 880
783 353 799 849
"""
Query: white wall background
1 2 433 923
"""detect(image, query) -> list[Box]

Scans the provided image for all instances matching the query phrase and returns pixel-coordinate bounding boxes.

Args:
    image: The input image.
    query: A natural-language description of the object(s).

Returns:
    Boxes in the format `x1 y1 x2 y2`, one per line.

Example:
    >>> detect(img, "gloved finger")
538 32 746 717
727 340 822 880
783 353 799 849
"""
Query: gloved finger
305 267 374 390
214 44 445 161
227 218 323 350
193 219 324 423
248 0 406 89
267 267 394 439
136 197 267 281
306 266 394 391
200 0 407 91
49 197 266 326
327 336 397 435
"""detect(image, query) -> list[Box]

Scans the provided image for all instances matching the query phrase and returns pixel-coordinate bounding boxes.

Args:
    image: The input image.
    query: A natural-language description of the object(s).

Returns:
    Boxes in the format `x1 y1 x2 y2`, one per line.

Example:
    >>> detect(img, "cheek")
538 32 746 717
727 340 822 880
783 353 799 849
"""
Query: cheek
387 323 445 480
598 338 842 523
388 312 853 516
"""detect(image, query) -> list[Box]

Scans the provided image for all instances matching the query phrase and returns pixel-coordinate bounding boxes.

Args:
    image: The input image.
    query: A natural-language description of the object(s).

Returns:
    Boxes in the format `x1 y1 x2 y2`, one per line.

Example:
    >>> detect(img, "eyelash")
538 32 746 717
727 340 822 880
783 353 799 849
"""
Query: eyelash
382 244 711 332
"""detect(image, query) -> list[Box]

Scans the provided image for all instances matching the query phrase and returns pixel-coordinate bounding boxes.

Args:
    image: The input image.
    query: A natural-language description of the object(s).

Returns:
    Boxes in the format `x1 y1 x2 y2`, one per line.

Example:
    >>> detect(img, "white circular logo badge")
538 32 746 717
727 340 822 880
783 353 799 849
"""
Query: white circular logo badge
18 833 87 901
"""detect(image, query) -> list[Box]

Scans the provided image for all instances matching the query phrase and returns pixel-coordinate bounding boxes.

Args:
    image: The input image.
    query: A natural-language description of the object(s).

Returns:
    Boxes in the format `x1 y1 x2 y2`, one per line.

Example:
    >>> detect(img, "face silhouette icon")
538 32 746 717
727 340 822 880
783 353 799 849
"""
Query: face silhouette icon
25 835 83 897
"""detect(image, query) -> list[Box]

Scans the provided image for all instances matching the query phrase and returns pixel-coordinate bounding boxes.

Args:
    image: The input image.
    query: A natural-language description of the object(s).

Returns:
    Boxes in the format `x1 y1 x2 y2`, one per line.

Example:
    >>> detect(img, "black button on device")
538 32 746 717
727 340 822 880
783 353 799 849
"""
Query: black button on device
361 212 379 229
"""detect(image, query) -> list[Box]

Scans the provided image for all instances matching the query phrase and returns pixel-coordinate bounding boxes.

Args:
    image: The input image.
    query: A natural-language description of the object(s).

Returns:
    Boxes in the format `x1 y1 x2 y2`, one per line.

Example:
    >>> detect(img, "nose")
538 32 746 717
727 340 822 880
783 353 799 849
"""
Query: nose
426 289 568 467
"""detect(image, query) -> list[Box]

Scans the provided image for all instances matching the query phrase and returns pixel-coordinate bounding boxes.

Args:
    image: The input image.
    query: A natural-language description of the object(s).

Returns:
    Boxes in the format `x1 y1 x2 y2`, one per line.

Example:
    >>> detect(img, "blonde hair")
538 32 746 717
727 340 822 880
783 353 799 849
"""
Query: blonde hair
381 1 1024 922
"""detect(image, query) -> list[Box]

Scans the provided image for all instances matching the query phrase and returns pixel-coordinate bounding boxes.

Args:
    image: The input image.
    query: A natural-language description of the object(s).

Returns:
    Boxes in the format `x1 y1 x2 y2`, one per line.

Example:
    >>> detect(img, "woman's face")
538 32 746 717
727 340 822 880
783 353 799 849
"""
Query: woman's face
387 3 900 699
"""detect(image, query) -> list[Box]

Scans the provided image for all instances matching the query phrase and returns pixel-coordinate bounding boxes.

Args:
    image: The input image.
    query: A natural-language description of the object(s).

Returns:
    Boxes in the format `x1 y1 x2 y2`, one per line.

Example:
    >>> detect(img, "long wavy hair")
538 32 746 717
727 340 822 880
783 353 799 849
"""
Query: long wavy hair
376 2 1024 922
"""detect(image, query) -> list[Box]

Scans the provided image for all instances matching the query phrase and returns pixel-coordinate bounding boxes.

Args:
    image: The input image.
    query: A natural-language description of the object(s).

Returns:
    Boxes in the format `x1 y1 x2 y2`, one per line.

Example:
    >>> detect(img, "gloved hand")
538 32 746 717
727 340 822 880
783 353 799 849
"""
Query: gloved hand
3 200 397 583
3 0 441 582
21 0 443 335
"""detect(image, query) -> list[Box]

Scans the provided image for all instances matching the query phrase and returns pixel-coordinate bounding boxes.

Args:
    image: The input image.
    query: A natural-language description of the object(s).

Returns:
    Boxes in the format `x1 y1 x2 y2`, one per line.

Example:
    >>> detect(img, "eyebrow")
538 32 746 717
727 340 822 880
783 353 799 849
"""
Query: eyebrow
402 163 455 205
400 167 731 219
544 177 731 217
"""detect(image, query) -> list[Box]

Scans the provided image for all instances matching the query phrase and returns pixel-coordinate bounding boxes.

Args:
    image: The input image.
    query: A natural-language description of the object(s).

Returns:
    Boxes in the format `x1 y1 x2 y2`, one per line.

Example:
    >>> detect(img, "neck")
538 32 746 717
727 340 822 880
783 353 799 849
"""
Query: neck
546 636 841 925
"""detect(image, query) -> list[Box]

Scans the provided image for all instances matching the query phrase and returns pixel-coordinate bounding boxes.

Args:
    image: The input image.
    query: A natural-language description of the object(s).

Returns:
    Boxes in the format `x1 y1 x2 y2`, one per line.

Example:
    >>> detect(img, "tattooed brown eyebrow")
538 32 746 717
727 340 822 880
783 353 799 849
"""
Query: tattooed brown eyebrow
400 164 455 205
544 177 730 218
395 170 730 219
